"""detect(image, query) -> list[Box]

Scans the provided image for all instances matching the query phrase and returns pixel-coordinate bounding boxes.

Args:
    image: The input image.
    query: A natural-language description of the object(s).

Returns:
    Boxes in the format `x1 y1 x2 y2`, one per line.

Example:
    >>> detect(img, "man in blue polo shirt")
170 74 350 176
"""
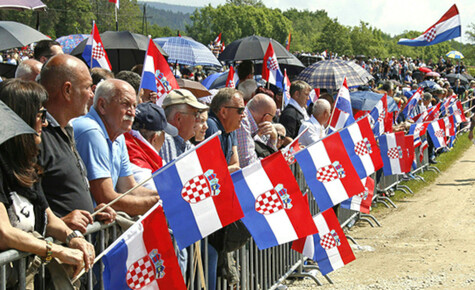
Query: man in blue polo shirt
73 79 159 217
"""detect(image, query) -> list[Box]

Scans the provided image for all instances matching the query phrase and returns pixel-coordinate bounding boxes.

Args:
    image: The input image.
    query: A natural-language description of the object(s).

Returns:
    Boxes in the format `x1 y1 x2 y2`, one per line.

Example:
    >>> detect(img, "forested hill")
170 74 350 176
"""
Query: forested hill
138 1 199 31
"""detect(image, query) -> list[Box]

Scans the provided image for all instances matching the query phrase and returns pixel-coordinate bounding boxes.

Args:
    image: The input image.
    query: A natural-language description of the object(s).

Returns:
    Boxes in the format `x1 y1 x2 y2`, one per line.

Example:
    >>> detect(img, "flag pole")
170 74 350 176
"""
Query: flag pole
115 5 118 31
89 21 94 69
325 77 346 135
90 130 222 218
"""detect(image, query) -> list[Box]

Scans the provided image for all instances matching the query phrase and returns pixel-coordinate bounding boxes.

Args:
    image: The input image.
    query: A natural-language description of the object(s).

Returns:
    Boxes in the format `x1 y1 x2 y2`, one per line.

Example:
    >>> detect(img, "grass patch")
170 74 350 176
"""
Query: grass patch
386 132 472 204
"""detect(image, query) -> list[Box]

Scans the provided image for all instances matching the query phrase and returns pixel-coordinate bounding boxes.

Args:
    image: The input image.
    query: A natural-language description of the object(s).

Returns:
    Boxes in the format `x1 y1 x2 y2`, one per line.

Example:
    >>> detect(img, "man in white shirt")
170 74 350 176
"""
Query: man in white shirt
298 99 331 147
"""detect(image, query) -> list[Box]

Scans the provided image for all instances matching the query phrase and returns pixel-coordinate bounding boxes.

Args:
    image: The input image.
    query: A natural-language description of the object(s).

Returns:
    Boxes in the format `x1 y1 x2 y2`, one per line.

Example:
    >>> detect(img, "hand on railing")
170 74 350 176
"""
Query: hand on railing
93 203 117 225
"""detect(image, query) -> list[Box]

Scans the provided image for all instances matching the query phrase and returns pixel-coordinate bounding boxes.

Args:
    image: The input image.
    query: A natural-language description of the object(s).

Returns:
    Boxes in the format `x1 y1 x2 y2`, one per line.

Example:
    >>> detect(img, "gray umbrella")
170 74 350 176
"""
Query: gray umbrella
0 21 49 51
71 31 168 74
0 0 46 10
0 100 36 146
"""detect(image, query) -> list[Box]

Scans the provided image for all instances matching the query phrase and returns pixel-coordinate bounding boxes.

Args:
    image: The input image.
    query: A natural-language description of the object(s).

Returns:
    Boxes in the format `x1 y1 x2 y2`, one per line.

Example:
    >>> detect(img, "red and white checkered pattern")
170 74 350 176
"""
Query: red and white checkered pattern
126 256 156 289
227 80 235 88
434 129 445 138
357 187 369 199
181 175 211 204
255 190 284 215
354 140 369 156
316 165 339 183
320 232 337 250
267 56 279 71
91 42 105 59
423 26 437 42
387 147 401 159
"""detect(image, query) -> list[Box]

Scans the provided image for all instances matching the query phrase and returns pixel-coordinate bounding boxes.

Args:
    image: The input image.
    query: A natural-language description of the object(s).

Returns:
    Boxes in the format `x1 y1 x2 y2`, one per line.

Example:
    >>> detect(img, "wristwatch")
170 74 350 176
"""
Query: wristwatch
66 230 84 246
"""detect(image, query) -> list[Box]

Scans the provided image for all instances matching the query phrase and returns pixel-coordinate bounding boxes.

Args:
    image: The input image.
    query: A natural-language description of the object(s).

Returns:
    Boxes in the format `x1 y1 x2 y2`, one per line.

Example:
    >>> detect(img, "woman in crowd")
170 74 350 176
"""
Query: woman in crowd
190 110 209 145
0 79 95 281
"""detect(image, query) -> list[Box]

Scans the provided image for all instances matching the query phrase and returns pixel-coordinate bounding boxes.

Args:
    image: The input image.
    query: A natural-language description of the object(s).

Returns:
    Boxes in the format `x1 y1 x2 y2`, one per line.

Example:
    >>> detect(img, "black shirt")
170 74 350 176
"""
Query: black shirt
37 113 94 217
279 104 305 139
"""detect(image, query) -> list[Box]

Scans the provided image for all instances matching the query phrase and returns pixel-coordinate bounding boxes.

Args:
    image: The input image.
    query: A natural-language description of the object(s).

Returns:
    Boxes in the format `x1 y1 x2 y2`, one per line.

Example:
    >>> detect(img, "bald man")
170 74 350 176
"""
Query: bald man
73 79 159 217
298 98 331 147
38 54 116 233
235 93 278 167
15 59 42 81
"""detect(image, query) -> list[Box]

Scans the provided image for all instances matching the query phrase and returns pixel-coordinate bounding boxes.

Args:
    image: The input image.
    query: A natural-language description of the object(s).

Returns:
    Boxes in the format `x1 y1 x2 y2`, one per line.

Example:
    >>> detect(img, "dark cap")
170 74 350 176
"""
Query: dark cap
134 102 178 136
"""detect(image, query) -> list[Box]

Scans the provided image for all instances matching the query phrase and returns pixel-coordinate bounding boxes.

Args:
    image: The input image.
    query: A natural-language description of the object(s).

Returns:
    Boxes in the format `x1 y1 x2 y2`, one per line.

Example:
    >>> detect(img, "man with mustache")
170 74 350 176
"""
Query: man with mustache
73 79 159 217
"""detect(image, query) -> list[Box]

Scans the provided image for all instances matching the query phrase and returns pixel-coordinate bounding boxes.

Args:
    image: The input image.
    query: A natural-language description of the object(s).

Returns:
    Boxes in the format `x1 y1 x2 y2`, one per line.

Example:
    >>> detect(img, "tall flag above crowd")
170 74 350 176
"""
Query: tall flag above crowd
397 4 460 46
140 38 178 106
108 0 119 9
262 42 283 89
327 78 355 134
285 31 291 51
82 21 111 71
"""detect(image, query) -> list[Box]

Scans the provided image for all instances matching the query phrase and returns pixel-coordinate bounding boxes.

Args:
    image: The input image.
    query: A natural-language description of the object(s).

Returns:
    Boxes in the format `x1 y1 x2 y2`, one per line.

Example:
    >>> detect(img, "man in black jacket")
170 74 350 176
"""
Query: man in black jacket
279 80 311 142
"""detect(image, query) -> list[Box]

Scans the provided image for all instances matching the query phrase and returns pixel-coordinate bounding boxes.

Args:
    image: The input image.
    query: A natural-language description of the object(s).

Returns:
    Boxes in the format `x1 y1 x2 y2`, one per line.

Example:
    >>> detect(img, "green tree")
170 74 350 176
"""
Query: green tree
350 21 388 58
283 9 330 52
314 18 352 55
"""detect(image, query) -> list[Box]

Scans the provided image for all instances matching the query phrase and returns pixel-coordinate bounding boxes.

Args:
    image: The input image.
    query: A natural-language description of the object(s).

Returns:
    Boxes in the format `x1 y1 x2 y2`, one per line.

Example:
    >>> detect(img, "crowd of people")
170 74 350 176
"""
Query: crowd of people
1 38 474 289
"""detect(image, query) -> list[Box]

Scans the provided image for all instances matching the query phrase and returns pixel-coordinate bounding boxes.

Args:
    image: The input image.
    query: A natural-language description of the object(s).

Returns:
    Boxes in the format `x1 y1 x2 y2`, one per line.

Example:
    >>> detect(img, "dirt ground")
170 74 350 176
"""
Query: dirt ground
286 145 475 289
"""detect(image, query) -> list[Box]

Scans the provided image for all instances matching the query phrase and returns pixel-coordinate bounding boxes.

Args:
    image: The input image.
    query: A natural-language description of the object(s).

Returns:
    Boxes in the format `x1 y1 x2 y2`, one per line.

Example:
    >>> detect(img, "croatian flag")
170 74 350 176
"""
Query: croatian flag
424 103 442 122
369 93 392 137
291 208 355 275
82 22 111 71
231 152 317 250
285 31 291 51
262 42 283 89
282 69 291 109
440 95 457 117
397 4 461 46
419 139 429 163
427 119 447 149
444 116 456 137
307 88 320 107
153 135 244 249
141 38 179 106
339 117 383 179
448 101 467 123
408 122 429 146
294 131 365 212
102 204 186 290
401 88 422 120
340 177 375 214
281 127 308 165
327 78 355 134
214 32 222 47
378 132 414 175
225 65 238 88
108 0 119 9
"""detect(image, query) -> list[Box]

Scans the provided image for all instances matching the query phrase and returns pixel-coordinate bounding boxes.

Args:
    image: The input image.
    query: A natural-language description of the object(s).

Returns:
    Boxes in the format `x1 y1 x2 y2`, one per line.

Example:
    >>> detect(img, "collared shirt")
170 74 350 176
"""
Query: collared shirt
159 133 194 165
288 98 309 121
279 99 309 139
72 107 133 188
236 107 277 167
298 116 326 147
38 112 94 217
205 111 237 164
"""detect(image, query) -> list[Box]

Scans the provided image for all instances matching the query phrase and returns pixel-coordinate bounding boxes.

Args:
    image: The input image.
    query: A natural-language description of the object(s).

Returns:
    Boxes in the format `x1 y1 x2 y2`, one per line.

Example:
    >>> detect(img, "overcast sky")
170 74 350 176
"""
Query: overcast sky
144 0 474 43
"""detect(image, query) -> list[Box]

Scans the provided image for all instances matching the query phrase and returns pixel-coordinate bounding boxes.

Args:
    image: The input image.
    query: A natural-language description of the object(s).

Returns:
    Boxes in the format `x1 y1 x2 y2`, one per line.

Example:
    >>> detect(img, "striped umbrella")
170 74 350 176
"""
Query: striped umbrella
296 59 373 90
446 50 464 59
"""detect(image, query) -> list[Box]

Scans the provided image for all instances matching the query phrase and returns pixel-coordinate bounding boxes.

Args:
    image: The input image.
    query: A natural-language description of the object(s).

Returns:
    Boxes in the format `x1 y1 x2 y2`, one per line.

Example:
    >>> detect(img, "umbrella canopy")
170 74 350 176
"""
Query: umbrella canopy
446 50 464 59
71 31 168 73
56 34 88 54
445 73 469 85
254 56 305 77
0 21 49 51
201 71 228 90
426 71 440 78
0 0 46 10
418 67 432 73
350 90 398 112
218 35 295 62
296 59 374 90
0 100 36 146
419 80 439 89
177 78 211 98
154 37 221 67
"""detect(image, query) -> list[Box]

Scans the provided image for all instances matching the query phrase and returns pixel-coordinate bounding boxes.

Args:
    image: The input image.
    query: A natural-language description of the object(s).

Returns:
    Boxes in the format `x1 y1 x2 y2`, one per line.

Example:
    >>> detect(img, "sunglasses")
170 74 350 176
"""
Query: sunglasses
225 106 245 114
38 108 47 123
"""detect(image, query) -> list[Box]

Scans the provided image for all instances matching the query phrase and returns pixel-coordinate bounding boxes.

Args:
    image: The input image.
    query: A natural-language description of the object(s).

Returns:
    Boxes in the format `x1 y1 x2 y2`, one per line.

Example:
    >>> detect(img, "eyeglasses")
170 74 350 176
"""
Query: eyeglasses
225 106 245 114
263 112 275 119
179 111 201 119
38 108 47 124
278 134 286 140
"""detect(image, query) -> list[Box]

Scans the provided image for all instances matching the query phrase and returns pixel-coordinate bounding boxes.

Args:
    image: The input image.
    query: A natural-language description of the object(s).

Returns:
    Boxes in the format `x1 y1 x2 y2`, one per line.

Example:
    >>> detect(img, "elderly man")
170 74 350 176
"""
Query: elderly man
14 59 42 81
298 98 331 147
205 88 245 172
73 79 159 216
38 54 116 233
236 93 277 167
34 39 63 63
274 123 287 150
125 102 178 190
159 89 208 164
279 80 311 140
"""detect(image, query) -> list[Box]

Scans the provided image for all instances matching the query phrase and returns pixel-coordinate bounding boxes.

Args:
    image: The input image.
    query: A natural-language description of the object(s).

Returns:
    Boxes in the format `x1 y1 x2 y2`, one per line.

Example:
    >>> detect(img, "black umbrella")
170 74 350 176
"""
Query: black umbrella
254 57 305 78
445 73 469 85
0 99 36 145
0 63 17 78
218 35 295 62
0 21 49 51
71 31 168 74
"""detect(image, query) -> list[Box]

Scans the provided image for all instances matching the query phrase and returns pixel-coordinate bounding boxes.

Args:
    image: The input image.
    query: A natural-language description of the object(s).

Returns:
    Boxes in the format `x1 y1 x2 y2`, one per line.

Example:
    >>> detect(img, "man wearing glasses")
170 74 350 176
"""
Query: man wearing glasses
206 87 245 173
235 93 278 167
159 89 208 164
